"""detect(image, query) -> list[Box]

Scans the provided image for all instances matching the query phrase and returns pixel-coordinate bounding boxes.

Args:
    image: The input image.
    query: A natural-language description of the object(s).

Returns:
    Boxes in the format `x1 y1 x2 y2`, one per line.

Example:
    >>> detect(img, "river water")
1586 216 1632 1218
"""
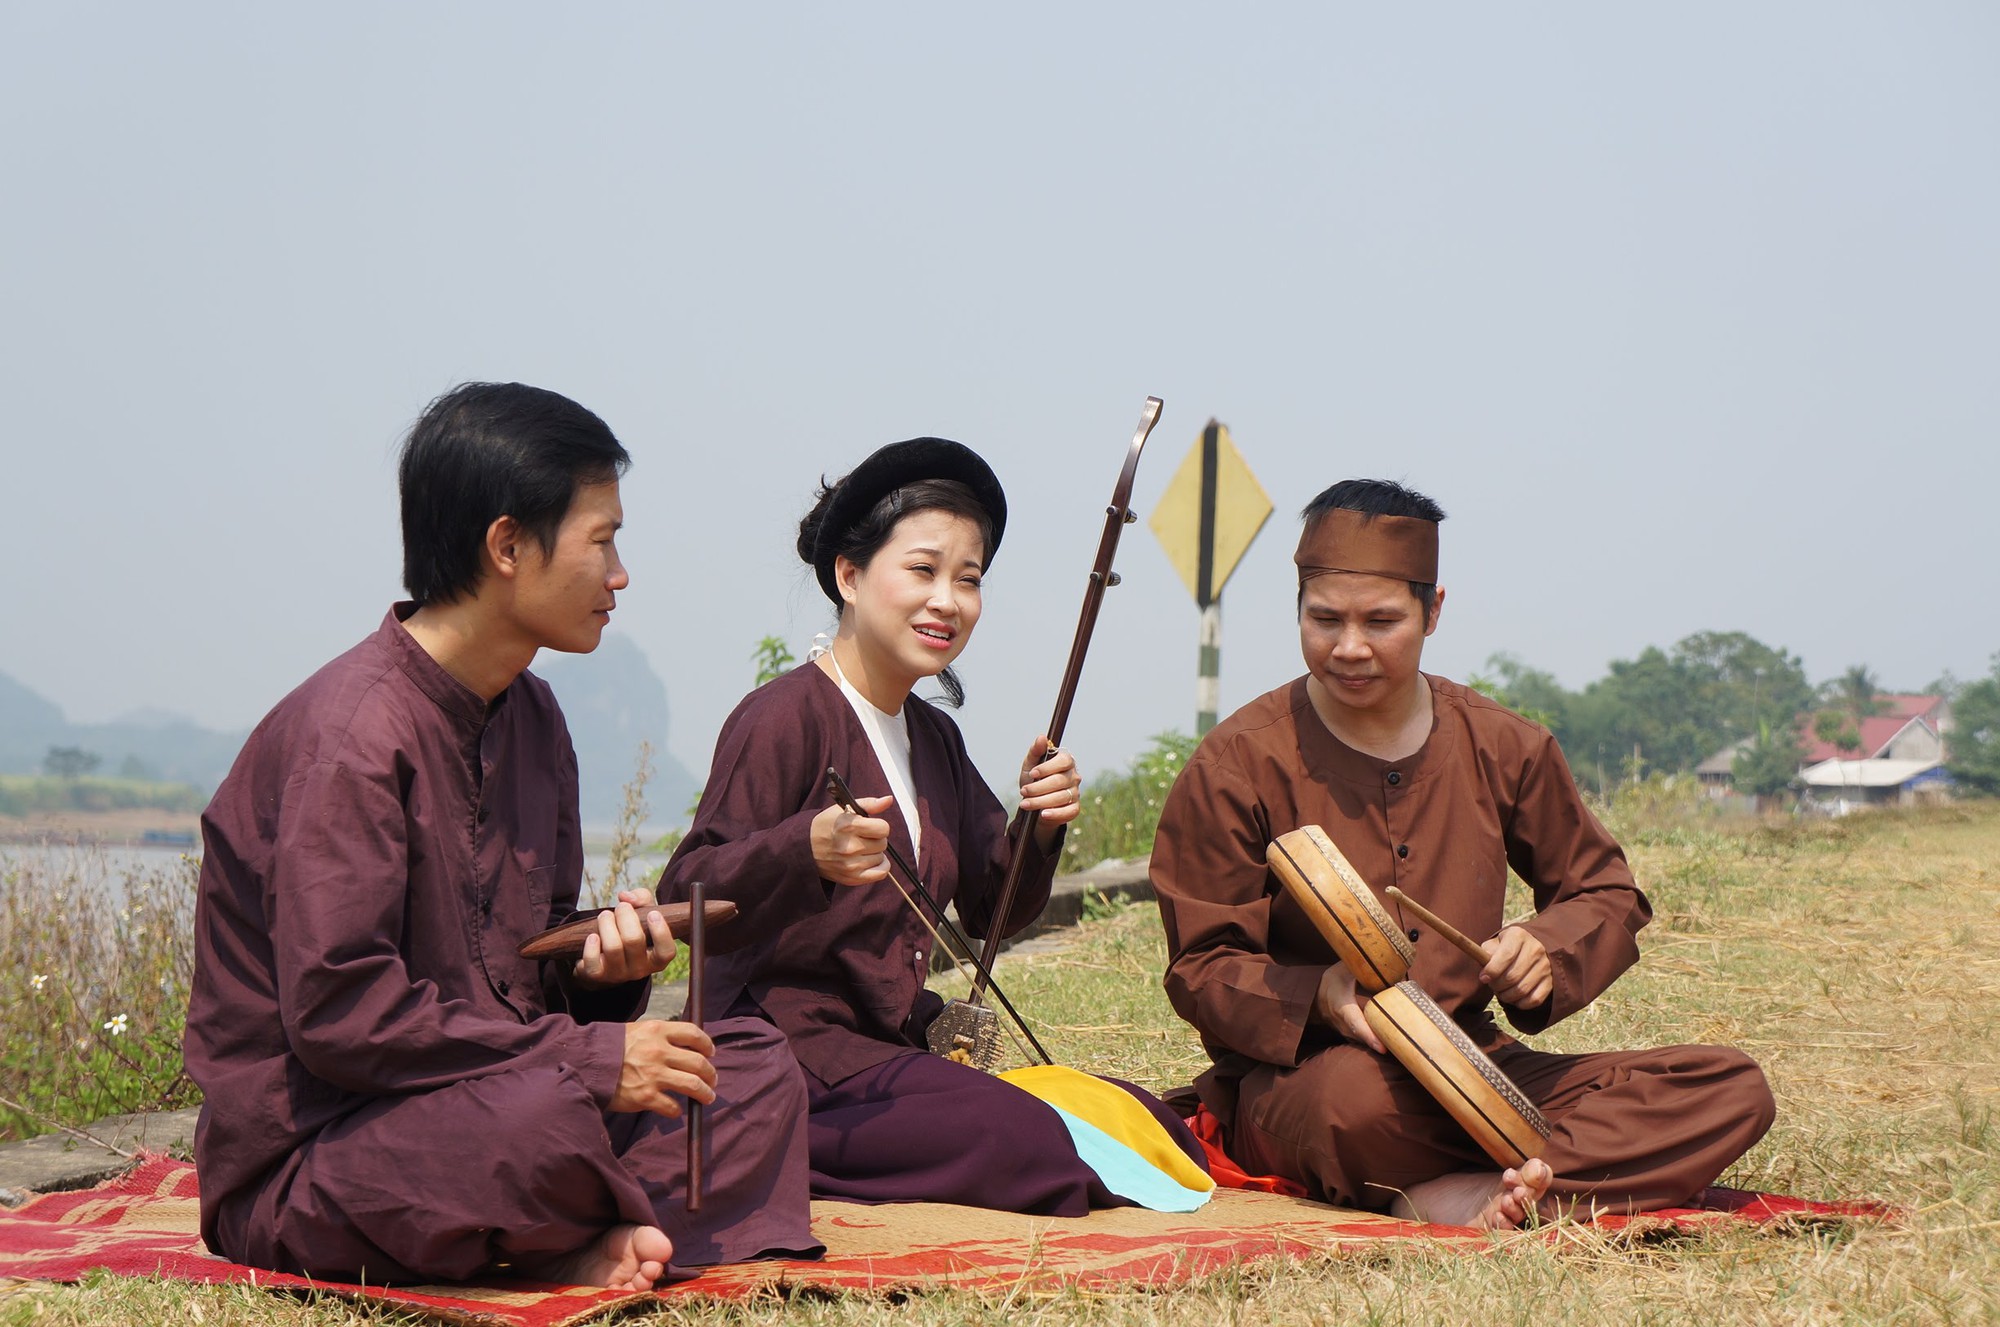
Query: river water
0 840 677 904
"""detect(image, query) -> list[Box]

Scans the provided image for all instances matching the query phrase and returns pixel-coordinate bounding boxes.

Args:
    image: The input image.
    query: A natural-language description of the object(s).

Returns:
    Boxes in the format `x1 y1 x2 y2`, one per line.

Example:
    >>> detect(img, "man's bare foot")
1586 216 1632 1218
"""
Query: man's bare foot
518 1223 673 1290
1388 1158 1554 1230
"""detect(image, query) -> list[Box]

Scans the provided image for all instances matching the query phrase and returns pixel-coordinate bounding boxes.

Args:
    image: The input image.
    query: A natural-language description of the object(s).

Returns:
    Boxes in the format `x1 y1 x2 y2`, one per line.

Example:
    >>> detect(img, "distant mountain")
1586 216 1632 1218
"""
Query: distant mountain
0 671 246 789
534 634 699 832
0 671 68 772
1 636 696 828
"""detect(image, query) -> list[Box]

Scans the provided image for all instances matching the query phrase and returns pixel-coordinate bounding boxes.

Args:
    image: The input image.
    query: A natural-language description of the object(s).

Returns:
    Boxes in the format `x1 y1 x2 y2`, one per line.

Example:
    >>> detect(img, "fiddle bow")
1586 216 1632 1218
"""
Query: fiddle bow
824 767 1052 1067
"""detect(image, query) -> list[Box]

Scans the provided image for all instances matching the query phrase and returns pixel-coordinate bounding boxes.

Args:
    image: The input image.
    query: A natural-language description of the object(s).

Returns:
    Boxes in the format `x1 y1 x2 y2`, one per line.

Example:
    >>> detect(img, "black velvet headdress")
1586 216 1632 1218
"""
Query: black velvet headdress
810 437 1007 606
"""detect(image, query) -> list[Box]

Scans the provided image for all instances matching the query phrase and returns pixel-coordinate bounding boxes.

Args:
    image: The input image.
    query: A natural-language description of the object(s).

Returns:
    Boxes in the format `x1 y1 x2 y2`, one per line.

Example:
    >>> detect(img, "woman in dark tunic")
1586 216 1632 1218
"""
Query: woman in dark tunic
660 438 1201 1215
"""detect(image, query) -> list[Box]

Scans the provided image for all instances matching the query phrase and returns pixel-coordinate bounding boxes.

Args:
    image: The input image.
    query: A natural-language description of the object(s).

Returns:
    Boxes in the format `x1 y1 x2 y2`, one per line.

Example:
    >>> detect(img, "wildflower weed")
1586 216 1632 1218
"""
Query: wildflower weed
1060 730 1196 868
0 844 198 1141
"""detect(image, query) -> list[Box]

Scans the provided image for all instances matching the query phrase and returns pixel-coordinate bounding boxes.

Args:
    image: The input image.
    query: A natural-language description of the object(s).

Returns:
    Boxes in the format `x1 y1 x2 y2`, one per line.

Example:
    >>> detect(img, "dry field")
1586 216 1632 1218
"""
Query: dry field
8 801 1999 1326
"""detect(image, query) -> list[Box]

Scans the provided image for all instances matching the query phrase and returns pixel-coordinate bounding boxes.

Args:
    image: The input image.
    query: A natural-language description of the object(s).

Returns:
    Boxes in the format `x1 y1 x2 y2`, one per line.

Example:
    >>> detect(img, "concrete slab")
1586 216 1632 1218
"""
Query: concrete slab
0 1105 200 1206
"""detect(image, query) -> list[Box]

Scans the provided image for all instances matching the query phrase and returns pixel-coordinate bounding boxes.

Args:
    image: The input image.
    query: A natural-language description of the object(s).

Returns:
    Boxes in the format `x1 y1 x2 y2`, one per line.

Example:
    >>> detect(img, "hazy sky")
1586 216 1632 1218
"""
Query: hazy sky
3 3 1995 796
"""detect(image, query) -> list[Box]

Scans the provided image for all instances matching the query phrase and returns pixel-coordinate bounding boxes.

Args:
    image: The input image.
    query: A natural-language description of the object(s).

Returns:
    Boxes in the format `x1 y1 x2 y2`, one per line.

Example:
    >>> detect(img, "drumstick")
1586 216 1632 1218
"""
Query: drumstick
686 879 706 1213
1383 887 1491 967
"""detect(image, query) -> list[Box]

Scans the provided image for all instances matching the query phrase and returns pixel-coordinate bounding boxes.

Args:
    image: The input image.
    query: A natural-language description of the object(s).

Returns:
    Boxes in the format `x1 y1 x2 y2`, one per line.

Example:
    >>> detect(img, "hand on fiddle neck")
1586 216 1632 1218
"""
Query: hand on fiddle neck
1016 734 1082 853
812 794 896 887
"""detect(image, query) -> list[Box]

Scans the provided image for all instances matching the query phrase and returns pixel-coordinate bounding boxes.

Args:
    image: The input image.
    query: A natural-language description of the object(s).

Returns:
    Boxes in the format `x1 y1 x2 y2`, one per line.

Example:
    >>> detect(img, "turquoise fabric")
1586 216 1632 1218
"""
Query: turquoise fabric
1044 1104 1213 1213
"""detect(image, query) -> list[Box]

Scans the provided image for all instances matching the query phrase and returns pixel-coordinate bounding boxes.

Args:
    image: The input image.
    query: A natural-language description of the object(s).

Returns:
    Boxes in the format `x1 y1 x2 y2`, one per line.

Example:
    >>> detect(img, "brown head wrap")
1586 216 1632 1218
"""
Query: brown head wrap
1294 508 1439 585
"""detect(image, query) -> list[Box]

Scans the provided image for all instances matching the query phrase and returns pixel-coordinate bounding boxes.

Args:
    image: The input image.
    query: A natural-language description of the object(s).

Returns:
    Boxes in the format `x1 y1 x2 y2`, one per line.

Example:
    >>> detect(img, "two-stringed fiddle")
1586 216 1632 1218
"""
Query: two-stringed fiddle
922 395 1164 1068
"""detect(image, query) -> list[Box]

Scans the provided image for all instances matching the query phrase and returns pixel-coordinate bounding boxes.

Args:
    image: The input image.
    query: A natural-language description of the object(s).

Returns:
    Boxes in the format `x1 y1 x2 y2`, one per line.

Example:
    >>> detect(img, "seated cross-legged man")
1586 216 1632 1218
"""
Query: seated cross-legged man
1149 478 1776 1229
184 382 818 1288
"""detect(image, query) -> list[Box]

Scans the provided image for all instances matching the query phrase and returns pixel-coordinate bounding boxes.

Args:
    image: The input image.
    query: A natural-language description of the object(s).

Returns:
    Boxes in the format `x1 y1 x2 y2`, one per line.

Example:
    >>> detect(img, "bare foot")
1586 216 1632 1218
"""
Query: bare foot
1389 1158 1555 1230
518 1223 673 1290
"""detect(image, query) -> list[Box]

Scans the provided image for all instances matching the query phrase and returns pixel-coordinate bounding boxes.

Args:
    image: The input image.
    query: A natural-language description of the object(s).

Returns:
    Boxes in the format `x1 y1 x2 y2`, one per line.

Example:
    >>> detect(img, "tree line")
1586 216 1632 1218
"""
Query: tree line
1468 631 2000 799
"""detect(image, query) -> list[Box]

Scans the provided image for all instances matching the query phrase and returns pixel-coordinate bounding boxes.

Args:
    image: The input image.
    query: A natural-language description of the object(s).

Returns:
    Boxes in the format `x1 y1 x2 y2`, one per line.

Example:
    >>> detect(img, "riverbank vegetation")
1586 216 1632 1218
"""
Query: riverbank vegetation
0 845 198 1141
0 773 204 820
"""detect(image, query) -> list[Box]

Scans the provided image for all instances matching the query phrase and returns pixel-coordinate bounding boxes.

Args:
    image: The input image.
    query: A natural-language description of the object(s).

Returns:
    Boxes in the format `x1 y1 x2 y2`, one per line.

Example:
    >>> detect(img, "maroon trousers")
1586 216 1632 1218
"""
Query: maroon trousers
219 1016 818 1283
1231 1039 1776 1217
805 1051 1207 1216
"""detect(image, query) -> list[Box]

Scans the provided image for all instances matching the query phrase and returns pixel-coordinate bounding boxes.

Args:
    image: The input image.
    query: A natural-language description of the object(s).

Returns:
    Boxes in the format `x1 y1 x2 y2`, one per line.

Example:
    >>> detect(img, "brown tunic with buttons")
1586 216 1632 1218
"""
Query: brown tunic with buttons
1151 673 1775 1215
185 607 817 1283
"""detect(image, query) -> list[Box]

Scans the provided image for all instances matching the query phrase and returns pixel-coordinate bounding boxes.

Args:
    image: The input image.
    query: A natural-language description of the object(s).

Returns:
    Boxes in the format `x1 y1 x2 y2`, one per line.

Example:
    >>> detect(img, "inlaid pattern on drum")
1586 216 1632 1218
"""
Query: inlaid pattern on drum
1364 981 1551 1168
1267 825 1413 992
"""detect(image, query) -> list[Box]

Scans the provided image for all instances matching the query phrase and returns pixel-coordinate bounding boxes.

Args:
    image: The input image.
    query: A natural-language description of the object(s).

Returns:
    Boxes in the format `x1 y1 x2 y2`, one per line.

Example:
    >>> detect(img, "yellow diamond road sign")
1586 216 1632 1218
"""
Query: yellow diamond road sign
1148 420 1272 607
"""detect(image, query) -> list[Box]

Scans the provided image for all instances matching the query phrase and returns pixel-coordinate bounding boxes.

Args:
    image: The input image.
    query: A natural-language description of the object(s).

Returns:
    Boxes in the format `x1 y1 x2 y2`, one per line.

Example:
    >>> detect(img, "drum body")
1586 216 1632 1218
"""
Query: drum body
1364 981 1550 1168
1267 825 1411 992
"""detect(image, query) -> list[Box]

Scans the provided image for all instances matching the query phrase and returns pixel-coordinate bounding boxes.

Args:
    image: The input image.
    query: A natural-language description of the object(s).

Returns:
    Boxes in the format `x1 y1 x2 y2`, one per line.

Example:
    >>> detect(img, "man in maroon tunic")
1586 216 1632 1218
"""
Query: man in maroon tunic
185 383 816 1288
1151 478 1775 1229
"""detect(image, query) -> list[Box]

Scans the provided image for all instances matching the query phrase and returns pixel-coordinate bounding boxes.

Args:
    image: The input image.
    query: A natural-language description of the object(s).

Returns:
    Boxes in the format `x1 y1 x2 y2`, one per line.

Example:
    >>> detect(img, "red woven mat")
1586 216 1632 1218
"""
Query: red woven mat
0 1155 1892 1325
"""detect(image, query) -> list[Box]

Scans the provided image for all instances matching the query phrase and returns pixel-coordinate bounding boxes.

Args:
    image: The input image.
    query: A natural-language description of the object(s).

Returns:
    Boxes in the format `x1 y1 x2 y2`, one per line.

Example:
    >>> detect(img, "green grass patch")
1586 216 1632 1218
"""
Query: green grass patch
0 774 205 818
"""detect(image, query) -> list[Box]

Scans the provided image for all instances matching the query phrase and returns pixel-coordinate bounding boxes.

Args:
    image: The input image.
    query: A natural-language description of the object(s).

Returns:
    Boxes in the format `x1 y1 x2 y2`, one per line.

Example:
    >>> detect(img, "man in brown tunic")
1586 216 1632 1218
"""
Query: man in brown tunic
1151 478 1775 1229
184 383 816 1288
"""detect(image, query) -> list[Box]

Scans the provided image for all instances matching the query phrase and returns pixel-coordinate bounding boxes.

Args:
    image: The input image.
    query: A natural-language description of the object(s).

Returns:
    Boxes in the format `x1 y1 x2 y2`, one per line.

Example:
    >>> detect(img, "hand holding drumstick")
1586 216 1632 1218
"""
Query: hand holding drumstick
1385 886 1552 1011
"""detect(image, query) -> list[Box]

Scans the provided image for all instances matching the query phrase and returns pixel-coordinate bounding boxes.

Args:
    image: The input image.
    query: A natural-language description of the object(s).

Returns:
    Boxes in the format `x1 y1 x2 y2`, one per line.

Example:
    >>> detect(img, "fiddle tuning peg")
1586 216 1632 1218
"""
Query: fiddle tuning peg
1106 572 1122 587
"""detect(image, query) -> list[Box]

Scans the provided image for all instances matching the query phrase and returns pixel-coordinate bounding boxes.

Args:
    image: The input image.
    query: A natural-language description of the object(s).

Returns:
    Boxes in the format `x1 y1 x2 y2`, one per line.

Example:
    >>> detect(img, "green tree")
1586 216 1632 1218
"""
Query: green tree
752 635 796 687
1813 709 1863 759
1820 664 1887 730
1564 646 1708 776
1947 656 2000 796
1676 631 1815 742
42 746 100 779
1469 652 1568 731
1558 632 1812 785
1733 717 1806 803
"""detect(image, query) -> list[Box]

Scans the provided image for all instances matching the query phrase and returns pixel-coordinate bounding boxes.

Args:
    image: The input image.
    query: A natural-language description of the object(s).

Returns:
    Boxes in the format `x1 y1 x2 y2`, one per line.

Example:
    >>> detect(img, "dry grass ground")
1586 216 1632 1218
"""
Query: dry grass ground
9 802 1999 1326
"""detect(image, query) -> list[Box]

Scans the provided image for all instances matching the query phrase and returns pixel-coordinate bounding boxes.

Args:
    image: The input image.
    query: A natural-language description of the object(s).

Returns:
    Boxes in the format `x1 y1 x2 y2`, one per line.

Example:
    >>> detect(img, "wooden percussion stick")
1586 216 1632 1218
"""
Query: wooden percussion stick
1383 887 1491 968
686 880 707 1213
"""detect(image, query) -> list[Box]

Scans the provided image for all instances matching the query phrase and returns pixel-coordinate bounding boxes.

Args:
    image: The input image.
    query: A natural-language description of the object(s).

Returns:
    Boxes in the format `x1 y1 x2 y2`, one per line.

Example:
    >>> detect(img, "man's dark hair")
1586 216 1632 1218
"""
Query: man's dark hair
1297 478 1447 616
398 382 630 606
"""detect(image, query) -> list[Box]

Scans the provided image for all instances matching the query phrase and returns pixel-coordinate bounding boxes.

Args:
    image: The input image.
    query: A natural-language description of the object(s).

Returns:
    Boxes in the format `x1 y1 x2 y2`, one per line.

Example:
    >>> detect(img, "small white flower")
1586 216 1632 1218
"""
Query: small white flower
30 974 47 992
103 1014 129 1037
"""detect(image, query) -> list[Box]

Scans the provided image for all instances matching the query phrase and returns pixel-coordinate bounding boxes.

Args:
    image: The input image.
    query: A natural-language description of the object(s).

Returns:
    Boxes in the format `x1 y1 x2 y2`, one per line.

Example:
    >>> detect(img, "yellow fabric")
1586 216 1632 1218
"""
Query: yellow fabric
999 1065 1215 1194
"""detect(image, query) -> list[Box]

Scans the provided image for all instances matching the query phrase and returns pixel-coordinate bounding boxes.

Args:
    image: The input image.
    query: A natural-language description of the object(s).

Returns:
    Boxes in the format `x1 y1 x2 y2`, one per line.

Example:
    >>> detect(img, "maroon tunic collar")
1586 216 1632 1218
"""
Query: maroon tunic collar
378 602 500 733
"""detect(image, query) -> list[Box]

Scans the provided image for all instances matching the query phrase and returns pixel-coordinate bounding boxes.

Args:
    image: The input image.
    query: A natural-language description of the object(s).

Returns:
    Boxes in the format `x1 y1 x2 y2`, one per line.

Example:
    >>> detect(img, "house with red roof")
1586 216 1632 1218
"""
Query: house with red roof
1696 693 1953 810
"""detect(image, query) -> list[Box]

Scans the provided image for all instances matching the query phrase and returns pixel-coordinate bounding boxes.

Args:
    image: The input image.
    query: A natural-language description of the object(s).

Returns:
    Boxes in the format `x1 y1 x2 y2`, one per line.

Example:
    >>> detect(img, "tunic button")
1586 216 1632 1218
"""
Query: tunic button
480 897 492 918
1408 928 1421 943
477 804 489 824
1386 771 1402 786
497 979 511 995
1397 844 1410 859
